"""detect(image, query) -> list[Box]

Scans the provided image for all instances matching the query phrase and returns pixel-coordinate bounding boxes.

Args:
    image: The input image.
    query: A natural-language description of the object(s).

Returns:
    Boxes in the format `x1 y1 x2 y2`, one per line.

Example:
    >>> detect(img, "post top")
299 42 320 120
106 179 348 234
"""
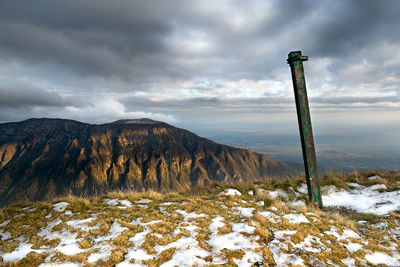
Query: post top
287 51 308 64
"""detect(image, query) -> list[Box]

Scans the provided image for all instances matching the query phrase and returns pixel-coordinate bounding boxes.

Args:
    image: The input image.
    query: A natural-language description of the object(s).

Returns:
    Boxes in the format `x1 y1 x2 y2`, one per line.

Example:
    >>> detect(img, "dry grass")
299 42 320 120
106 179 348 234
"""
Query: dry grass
9 252 48 267
108 246 128 265
143 247 176 267
217 223 233 235
108 190 164 202
1 239 19 253
1 170 399 266
254 226 273 243
221 248 245 265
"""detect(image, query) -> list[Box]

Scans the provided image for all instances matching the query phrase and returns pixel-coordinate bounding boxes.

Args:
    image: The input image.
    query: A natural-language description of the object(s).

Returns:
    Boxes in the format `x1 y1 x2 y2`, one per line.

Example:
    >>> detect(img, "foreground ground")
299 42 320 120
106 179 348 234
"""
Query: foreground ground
0 171 400 266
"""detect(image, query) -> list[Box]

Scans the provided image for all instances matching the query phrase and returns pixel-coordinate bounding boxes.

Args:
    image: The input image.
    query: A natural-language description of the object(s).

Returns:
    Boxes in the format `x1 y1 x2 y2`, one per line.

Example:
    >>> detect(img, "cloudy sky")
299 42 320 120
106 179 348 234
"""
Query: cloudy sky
1 0 399 134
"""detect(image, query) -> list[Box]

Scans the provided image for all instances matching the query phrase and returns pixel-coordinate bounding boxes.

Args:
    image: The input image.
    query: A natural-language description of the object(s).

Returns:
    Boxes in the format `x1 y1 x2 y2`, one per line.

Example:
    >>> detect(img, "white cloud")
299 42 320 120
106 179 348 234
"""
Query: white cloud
60 98 178 124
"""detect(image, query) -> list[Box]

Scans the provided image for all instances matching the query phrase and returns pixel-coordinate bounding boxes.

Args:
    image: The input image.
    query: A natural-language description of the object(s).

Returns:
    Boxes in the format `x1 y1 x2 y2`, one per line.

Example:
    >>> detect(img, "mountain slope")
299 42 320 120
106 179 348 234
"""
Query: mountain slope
0 118 299 205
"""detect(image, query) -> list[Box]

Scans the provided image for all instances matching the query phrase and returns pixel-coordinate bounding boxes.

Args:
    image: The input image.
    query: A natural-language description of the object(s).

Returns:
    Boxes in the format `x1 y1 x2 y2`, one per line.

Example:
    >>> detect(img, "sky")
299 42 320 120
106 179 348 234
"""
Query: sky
0 0 399 135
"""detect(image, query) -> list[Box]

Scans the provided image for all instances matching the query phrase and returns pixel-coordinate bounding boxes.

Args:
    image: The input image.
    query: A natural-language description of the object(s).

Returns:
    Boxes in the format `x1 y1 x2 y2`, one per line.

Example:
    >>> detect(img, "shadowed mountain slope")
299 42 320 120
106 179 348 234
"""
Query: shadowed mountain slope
0 118 300 205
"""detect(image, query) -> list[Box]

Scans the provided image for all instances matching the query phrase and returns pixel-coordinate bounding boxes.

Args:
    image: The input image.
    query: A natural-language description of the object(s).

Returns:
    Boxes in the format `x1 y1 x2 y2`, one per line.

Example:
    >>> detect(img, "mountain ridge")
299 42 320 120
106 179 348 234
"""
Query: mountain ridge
0 118 301 206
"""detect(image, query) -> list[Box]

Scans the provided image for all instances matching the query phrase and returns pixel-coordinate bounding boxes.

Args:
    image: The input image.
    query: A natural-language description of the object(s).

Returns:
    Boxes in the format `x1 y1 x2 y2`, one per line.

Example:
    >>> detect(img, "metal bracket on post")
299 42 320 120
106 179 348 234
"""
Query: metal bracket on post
287 51 323 208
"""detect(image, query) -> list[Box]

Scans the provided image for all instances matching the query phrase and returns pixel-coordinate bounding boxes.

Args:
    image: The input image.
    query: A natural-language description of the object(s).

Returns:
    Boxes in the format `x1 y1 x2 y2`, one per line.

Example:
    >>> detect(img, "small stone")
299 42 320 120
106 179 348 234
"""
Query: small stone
373 221 388 229
309 255 326 267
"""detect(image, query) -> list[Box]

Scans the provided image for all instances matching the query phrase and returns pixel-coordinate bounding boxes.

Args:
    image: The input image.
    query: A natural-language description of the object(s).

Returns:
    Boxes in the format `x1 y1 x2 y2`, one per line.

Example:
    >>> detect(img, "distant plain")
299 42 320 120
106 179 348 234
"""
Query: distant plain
193 126 400 171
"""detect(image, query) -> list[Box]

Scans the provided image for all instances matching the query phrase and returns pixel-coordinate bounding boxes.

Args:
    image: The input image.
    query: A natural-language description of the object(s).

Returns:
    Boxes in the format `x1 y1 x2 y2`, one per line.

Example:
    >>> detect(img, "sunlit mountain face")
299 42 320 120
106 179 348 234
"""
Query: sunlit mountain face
0 118 301 206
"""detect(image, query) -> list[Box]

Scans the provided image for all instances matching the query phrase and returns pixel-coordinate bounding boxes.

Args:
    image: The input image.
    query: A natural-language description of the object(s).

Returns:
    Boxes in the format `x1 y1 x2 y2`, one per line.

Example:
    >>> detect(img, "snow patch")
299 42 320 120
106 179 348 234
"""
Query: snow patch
365 252 400 266
346 242 362 252
322 183 400 215
66 217 97 232
87 220 129 264
273 230 297 239
21 207 36 212
325 226 360 241
209 216 225 233
103 198 119 206
208 216 262 265
297 184 308 194
234 207 255 217
57 243 85 256
116 218 163 265
37 219 62 237
292 235 323 253
119 199 133 208
0 219 11 227
269 230 303 266
39 263 81 267
259 211 279 223
103 198 133 208
108 220 128 239
342 257 356 266
1 230 11 240
290 200 306 207
368 175 381 181
159 202 177 206
135 198 152 204
52 202 69 212
219 188 241 196
2 237 42 262
232 223 255 234
159 247 208 267
283 213 309 224
267 189 288 200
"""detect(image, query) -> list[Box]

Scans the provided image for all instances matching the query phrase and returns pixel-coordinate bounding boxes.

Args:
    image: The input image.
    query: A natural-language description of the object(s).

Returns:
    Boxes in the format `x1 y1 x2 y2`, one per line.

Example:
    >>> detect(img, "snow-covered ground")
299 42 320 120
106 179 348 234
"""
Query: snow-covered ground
1 178 400 266
322 183 400 215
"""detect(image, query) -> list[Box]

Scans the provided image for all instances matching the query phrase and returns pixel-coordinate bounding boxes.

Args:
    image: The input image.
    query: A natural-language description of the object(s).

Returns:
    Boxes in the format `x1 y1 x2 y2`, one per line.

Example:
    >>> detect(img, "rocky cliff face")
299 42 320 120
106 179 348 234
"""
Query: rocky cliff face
0 118 299 205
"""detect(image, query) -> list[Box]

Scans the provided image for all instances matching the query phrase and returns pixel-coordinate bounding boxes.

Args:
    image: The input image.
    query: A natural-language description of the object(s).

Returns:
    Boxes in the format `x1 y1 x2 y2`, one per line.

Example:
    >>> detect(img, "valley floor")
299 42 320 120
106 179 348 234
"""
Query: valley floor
1 171 400 266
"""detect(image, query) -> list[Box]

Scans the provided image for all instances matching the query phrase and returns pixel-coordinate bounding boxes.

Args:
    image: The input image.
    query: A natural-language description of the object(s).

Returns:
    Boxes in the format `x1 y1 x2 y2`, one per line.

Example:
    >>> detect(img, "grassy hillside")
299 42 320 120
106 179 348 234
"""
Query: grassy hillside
0 170 399 266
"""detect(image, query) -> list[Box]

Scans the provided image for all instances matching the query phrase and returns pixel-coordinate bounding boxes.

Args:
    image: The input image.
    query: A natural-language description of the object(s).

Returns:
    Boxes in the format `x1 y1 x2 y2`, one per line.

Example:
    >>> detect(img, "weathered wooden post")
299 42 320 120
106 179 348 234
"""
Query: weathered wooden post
287 51 323 208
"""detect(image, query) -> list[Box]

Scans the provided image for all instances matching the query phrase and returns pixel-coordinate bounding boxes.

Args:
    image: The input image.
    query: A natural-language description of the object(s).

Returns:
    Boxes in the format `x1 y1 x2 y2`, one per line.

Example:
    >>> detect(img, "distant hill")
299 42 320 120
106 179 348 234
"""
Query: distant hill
0 118 301 205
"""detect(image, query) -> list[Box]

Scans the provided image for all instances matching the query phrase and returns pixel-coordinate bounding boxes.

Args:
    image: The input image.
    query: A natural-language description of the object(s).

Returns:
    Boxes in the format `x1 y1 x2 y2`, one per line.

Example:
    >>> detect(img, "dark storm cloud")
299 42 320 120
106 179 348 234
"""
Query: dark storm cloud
0 0 400 79
1 0 397 82
0 80 70 108
0 0 174 80
308 1 400 57
0 0 399 125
